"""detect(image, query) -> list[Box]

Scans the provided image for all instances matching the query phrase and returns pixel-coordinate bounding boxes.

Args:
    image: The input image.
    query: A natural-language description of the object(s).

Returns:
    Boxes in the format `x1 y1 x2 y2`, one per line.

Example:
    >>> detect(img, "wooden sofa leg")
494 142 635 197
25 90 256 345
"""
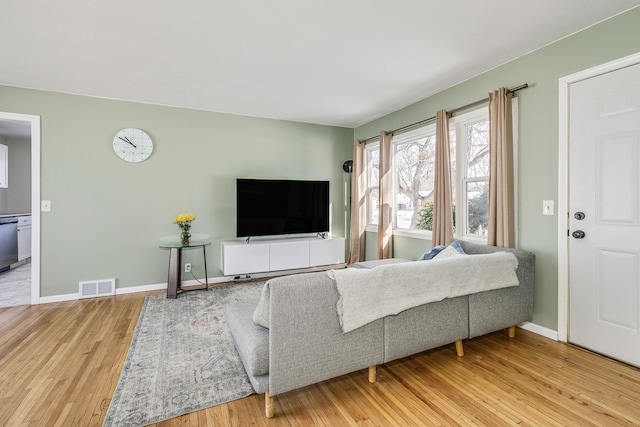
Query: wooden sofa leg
368 365 377 383
508 326 516 338
265 392 274 418
455 340 464 357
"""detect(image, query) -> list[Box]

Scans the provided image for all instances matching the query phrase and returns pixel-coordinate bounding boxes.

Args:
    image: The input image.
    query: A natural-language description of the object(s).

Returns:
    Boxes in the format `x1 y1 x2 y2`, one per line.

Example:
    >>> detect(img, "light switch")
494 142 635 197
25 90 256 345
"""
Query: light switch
41 200 51 212
542 200 554 216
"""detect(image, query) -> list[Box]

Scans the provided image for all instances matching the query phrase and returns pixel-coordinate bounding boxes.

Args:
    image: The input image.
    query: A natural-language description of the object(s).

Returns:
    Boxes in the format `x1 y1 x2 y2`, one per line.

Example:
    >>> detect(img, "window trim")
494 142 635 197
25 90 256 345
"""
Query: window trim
452 109 491 242
392 125 437 237
364 140 380 229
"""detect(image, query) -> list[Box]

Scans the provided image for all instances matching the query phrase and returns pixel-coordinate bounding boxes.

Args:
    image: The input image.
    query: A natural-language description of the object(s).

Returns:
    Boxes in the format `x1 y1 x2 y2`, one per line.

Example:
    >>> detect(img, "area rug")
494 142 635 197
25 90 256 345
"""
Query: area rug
103 281 264 427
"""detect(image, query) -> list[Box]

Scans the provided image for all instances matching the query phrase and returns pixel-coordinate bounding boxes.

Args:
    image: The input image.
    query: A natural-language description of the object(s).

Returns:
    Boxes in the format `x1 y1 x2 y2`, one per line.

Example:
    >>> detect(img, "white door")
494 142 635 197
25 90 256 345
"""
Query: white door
569 62 640 367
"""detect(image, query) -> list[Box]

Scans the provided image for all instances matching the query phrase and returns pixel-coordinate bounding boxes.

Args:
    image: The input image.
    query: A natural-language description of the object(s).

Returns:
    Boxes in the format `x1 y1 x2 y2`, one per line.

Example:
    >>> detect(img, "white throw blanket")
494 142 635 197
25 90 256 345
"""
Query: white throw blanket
328 252 519 333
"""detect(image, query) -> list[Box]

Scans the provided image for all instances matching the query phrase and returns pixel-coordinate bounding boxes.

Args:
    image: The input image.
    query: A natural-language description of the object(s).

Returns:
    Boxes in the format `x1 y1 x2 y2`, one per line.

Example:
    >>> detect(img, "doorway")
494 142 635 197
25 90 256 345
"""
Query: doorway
0 112 41 306
558 52 640 366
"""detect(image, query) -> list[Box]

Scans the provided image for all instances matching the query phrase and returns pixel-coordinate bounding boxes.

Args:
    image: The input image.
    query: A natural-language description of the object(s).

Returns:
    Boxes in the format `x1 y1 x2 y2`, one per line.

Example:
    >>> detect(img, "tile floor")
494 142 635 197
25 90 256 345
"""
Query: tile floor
0 261 31 308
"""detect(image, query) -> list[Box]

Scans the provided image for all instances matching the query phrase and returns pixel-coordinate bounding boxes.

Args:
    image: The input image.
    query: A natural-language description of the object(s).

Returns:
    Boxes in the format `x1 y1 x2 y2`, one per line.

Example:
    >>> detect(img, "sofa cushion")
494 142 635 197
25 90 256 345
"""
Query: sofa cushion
225 298 270 377
252 283 271 329
433 240 467 259
351 258 412 269
267 272 385 396
252 264 404 328
383 295 469 363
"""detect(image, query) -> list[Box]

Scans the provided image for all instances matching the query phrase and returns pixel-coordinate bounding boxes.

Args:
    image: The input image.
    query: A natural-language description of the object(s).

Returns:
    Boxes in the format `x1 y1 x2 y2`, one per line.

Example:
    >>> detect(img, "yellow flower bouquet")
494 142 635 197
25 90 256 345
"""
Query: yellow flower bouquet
174 212 196 245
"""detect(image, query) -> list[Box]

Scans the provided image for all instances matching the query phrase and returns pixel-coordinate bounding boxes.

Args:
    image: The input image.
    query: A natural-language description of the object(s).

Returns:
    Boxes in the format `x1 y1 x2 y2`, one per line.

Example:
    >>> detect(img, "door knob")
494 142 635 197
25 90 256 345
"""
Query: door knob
572 230 586 239
574 212 585 220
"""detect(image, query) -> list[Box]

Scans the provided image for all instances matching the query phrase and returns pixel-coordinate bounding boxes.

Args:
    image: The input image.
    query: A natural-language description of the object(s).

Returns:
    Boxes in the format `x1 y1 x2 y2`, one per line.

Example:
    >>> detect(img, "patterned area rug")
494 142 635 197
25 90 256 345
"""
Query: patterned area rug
103 281 264 427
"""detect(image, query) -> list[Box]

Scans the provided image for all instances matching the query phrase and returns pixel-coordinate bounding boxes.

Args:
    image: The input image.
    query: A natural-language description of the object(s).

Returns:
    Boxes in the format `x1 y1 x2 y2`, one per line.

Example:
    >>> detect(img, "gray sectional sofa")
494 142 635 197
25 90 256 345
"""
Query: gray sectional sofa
225 240 535 418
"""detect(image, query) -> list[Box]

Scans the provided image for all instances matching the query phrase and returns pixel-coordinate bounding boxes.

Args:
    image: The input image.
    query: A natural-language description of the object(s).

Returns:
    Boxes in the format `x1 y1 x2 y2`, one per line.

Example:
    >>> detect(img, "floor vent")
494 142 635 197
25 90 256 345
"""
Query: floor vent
79 278 115 299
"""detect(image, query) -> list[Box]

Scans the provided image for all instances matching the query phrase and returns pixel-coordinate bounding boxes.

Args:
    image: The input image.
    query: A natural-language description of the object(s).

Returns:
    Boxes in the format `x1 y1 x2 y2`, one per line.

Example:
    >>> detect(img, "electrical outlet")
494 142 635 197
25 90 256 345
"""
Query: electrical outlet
184 263 191 273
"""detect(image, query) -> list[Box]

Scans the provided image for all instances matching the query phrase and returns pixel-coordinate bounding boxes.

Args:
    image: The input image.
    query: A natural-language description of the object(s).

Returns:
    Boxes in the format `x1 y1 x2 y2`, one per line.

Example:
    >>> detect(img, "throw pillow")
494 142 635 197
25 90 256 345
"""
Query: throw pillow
417 245 445 261
252 283 271 328
450 240 465 254
433 241 467 260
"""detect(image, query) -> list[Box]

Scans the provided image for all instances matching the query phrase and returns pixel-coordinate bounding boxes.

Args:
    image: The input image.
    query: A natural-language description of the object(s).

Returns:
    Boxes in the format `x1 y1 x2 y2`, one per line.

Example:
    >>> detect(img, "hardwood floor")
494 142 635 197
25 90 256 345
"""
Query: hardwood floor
1 291 639 426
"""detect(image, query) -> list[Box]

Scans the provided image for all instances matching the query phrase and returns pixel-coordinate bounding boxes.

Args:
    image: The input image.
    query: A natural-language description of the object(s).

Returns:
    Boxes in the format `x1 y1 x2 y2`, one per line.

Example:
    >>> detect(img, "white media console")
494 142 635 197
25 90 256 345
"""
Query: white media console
221 236 345 276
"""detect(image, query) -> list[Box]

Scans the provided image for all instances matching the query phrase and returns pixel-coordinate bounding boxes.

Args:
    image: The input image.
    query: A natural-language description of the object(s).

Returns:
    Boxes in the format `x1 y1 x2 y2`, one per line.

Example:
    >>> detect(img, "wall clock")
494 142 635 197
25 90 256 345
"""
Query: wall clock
112 128 154 162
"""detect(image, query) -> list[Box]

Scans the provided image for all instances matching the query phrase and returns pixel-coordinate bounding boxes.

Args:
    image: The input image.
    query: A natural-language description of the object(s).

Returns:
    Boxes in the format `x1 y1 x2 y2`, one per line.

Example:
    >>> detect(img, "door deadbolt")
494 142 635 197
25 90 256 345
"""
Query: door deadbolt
574 212 585 220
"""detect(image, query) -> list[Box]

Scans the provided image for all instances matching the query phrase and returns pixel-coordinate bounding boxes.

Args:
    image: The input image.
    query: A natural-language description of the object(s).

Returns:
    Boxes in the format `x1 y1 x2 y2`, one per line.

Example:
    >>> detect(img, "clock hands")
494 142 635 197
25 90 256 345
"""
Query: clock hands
114 128 153 162
118 136 137 149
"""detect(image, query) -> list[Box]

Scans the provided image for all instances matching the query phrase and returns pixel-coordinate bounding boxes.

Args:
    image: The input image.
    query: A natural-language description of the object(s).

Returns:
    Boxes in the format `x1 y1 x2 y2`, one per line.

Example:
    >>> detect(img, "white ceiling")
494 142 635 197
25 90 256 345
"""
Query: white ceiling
1 1 639 130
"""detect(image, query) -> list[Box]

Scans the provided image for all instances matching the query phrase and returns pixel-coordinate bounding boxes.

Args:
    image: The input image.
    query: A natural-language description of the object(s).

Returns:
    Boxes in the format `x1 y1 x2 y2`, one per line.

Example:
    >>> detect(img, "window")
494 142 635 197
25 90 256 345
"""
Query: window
363 102 517 242
393 129 436 231
365 142 380 226
456 115 490 238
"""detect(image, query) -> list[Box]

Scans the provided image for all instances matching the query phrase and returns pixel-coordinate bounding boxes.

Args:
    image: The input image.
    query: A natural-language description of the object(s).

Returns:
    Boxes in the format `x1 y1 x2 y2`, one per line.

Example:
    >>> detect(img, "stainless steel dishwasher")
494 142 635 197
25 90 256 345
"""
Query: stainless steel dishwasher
0 217 18 272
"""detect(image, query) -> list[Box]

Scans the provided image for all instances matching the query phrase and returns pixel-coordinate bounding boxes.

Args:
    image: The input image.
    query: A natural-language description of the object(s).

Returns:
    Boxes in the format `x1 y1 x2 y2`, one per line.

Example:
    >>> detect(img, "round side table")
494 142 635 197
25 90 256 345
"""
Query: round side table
159 240 211 298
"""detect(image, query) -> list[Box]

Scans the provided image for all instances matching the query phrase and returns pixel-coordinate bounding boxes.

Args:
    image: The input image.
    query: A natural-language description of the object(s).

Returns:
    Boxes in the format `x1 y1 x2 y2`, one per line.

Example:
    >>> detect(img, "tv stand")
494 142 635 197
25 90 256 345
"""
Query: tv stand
221 236 345 276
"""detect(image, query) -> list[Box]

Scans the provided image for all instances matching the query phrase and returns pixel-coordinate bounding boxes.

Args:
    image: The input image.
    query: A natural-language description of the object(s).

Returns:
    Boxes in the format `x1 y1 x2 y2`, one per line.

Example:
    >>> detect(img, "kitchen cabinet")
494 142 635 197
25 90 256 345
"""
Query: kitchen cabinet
0 144 7 188
17 215 31 261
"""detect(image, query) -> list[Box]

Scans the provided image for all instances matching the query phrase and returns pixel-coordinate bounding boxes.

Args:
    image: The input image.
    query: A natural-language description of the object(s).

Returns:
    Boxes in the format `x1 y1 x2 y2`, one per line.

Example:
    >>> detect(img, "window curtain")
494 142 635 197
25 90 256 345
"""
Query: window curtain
347 140 366 265
432 109 454 247
378 131 393 259
488 87 515 248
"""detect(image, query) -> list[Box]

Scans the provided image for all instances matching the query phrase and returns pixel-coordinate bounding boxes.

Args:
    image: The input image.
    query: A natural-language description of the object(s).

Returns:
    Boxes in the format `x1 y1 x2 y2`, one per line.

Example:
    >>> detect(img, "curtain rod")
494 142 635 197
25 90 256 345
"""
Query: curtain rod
359 83 528 144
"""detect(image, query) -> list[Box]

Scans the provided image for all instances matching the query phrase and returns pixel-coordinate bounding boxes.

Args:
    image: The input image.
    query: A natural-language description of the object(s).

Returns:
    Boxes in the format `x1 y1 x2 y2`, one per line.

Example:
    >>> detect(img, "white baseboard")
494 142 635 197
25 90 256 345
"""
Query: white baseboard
115 282 166 295
116 277 238 295
519 321 558 341
38 293 80 304
36 276 237 304
115 276 234 295
183 275 234 286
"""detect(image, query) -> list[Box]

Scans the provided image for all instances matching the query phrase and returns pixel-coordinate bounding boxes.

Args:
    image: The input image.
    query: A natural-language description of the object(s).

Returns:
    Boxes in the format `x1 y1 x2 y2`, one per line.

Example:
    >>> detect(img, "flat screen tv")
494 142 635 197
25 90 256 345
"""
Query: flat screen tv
236 178 329 238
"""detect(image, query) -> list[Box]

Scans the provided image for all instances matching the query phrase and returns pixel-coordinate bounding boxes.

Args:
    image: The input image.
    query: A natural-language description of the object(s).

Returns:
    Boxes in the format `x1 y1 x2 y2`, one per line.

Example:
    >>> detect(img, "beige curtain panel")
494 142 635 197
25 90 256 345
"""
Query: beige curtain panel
378 131 393 259
488 88 516 248
347 139 366 265
432 109 454 247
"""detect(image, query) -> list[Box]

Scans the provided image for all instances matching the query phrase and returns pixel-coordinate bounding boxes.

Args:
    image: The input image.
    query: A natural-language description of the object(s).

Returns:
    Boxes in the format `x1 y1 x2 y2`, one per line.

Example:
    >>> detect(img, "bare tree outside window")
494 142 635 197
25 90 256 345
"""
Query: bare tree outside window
465 120 490 235
467 121 490 178
395 135 436 229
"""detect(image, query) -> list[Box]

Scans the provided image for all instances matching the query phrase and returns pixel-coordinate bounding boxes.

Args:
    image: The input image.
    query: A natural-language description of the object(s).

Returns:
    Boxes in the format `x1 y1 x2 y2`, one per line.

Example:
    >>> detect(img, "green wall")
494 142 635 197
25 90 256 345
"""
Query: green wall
3 136 32 212
355 8 640 331
0 87 353 297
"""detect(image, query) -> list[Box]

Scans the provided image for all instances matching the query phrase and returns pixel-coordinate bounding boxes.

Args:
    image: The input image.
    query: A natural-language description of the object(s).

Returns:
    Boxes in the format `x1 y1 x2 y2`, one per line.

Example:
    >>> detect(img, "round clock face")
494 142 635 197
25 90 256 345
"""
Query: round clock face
112 128 154 162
